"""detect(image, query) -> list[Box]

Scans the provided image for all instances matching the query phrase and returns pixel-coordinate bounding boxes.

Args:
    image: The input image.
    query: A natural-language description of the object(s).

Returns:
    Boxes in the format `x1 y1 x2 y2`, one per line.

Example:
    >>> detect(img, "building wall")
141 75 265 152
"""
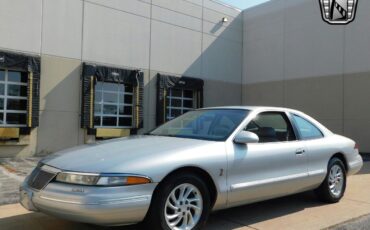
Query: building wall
0 0 243 156
242 0 370 152
6 0 368 155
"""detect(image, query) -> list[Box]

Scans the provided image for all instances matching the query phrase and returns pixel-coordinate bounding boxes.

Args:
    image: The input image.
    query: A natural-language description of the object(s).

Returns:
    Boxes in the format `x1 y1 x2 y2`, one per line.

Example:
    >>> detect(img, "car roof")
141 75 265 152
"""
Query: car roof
200 106 300 113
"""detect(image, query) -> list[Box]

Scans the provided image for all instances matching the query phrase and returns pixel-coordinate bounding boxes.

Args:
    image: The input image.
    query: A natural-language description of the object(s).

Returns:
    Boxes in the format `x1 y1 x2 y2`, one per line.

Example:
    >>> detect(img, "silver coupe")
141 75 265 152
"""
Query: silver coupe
20 107 363 230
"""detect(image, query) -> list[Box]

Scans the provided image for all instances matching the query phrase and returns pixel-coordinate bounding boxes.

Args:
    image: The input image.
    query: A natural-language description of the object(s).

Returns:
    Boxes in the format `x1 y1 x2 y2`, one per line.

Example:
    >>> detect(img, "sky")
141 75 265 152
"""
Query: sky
220 0 271 9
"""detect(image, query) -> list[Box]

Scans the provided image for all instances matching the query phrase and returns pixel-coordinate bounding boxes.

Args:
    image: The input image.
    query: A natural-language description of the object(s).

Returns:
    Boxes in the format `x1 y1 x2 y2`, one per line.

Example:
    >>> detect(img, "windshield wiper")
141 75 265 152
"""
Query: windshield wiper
144 133 169 137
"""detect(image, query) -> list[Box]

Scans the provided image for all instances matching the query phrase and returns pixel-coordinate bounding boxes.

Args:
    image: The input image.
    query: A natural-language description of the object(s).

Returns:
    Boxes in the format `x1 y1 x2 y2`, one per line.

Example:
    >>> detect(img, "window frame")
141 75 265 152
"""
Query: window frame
156 75 204 126
244 111 298 144
166 88 194 121
0 69 28 127
93 81 134 129
289 113 325 141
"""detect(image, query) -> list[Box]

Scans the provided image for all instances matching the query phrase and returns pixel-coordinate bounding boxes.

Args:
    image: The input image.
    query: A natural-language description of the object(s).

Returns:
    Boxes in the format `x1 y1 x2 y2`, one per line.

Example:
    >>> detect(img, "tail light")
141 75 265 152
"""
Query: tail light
354 143 359 151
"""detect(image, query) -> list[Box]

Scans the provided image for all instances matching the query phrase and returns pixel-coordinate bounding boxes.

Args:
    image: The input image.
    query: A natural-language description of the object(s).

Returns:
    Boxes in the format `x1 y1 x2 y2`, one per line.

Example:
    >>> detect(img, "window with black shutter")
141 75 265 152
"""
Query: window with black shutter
81 63 143 139
94 81 134 128
166 88 194 121
0 51 40 139
0 70 28 126
156 74 204 126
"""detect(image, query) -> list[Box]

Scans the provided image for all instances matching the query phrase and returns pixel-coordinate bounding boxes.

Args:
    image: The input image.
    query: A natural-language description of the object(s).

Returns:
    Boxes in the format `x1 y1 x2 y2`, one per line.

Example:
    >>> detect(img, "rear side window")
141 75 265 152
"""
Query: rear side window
292 115 323 140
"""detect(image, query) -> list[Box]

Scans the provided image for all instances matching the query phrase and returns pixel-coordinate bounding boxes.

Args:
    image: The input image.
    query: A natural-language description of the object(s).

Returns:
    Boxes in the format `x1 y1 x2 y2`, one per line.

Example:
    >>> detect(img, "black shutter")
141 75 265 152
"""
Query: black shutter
133 71 144 129
80 64 95 129
29 70 40 127
81 63 144 132
156 74 167 126
0 50 41 129
156 74 204 126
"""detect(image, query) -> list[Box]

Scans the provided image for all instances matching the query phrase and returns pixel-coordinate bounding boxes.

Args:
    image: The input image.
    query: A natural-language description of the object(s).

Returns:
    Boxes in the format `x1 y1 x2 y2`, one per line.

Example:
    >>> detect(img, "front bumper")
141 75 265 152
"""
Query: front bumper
20 179 157 226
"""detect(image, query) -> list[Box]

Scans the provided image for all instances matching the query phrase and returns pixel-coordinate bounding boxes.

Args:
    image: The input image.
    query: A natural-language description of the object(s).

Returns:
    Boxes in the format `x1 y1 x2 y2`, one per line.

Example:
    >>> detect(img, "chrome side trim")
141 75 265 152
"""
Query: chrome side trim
40 165 62 174
100 173 153 182
230 172 308 191
57 171 100 176
39 195 151 205
308 169 326 176
54 171 152 182
39 196 86 205
231 169 327 191
100 195 151 205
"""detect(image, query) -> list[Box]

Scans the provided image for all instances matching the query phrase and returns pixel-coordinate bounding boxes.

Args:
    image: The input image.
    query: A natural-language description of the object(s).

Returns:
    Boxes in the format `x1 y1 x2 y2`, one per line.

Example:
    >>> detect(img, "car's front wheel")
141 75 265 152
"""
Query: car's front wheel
315 157 347 203
145 173 211 230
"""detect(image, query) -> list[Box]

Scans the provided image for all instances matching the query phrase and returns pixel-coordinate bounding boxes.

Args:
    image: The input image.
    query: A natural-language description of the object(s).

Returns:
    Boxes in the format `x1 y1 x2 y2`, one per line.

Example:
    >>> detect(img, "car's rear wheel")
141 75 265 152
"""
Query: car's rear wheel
144 174 211 230
315 157 346 203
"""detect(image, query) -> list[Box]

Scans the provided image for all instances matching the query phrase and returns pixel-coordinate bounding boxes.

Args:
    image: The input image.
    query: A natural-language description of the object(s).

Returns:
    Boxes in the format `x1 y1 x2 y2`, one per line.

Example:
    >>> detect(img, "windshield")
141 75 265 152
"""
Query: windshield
150 109 249 141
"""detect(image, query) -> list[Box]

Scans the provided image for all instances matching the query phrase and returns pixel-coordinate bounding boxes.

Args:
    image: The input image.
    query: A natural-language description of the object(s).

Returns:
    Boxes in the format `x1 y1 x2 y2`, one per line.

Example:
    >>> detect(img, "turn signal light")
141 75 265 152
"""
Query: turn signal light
126 176 151 185
96 175 152 186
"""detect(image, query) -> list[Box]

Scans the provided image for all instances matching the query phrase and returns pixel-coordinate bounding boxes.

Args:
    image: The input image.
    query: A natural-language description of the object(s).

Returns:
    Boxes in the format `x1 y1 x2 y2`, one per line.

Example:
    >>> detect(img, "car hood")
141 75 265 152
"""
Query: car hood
41 135 218 173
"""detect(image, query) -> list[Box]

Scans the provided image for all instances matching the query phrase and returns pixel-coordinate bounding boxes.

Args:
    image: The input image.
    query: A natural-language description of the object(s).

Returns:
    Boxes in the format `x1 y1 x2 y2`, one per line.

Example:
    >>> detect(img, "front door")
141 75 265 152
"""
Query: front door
227 111 309 206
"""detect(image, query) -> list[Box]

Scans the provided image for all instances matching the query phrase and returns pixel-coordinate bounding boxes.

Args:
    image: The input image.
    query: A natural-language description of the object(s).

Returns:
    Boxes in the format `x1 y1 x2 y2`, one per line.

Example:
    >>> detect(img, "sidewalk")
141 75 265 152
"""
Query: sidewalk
0 158 39 205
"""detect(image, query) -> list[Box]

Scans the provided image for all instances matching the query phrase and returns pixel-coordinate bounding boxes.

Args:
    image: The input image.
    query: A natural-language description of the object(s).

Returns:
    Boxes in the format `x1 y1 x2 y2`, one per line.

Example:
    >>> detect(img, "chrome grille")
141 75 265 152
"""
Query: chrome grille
27 167 56 190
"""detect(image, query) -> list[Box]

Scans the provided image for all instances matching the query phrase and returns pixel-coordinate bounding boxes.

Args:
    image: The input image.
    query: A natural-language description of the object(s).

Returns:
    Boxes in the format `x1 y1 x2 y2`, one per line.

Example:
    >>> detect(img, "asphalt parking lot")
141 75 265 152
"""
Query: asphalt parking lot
0 159 369 230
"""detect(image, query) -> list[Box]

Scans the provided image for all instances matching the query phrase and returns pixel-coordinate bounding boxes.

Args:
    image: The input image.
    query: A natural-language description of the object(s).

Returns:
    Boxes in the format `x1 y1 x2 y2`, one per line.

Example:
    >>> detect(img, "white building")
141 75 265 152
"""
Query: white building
0 0 369 156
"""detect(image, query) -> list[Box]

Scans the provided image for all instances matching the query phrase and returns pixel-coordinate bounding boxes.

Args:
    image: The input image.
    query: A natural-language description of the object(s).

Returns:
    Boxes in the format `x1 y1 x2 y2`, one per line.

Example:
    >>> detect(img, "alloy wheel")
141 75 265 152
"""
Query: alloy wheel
328 164 344 197
164 183 203 230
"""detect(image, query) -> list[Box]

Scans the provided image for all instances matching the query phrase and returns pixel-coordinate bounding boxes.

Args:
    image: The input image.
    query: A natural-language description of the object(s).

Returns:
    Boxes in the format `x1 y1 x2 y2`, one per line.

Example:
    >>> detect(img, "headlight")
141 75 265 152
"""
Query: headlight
55 172 151 186
56 173 99 185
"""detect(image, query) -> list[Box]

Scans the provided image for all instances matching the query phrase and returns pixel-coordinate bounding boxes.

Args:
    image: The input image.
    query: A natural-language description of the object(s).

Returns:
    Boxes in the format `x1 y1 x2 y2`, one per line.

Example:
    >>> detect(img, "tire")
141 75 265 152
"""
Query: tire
315 157 347 203
144 173 211 230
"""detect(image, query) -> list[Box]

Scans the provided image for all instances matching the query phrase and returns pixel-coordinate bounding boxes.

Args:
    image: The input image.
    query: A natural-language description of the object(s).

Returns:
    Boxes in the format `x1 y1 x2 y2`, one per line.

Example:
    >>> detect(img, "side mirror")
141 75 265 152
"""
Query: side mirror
234 131 259 144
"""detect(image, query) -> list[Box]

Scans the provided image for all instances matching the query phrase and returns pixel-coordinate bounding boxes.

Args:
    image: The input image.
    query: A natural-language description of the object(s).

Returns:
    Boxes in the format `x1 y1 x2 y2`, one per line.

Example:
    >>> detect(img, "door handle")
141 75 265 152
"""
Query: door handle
296 149 305 155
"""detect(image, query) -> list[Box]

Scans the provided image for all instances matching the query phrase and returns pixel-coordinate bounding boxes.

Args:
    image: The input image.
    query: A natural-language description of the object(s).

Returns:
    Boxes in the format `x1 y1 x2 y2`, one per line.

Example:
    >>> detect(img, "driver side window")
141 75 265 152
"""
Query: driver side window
244 112 296 143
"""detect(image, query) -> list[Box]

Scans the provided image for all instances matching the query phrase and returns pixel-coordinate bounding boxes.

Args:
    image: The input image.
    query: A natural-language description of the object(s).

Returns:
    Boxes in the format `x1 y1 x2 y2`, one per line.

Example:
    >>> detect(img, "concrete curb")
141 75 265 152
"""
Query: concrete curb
328 214 370 230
